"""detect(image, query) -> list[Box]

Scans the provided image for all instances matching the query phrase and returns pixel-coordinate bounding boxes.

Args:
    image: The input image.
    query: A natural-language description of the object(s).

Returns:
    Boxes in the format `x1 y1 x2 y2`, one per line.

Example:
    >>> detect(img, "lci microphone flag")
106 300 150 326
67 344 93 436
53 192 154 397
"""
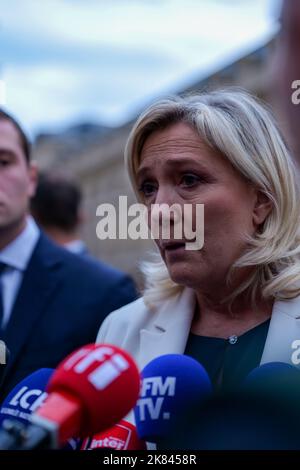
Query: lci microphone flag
0 368 53 426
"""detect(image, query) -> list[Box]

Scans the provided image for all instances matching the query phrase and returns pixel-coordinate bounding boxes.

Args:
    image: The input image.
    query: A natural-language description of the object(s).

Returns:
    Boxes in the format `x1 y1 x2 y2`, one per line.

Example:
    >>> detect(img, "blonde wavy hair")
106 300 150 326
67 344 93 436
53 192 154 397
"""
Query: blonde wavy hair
125 89 300 307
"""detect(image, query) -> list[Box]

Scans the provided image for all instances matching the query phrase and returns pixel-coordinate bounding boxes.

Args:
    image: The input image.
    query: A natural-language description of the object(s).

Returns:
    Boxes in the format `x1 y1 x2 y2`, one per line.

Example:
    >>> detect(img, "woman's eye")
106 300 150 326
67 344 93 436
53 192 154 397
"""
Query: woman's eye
181 174 201 187
138 181 157 197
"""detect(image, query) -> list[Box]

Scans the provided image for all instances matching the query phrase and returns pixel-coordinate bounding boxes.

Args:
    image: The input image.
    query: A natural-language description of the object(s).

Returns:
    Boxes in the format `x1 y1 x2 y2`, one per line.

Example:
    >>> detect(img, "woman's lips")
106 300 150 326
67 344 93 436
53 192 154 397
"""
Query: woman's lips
165 243 186 251
160 241 186 252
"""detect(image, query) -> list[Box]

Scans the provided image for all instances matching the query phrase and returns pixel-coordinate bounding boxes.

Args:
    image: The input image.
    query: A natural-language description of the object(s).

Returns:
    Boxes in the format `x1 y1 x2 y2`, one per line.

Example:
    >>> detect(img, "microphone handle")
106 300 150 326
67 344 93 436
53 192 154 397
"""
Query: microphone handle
19 423 52 450
0 428 20 450
0 419 52 450
0 420 27 450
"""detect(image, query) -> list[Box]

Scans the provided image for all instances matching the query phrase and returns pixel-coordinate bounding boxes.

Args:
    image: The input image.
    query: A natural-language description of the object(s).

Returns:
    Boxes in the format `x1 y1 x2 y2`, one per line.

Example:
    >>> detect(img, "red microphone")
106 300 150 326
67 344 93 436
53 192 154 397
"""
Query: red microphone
80 420 146 450
22 344 140 449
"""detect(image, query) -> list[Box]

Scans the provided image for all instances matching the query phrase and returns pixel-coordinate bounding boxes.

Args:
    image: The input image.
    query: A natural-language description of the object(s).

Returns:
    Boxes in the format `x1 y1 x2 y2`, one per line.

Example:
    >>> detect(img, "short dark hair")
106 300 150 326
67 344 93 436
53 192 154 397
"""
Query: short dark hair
0 108 31 163
31 172 82 232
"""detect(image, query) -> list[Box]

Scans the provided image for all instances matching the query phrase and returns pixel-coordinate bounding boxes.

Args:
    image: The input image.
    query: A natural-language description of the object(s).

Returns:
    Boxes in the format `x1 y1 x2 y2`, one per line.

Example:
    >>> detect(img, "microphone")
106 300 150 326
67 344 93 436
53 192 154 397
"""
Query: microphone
0 343 10 388
242 361 300 422
0 368 53 427
134 354 212 446
0 368 78 450
183 362 300 450
9 343 140 449
243 361 300 395
80 419 146 450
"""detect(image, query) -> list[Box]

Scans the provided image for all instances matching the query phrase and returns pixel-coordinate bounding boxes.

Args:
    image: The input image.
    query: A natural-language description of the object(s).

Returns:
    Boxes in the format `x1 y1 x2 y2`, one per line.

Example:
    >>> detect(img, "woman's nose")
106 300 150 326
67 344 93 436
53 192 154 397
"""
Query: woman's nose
153 185 178 207
149 186 182 232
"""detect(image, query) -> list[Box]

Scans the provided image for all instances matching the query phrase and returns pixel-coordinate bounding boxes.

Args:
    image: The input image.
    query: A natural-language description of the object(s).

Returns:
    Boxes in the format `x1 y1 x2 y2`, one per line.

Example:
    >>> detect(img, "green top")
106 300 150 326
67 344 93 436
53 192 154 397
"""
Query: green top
184 319 271 393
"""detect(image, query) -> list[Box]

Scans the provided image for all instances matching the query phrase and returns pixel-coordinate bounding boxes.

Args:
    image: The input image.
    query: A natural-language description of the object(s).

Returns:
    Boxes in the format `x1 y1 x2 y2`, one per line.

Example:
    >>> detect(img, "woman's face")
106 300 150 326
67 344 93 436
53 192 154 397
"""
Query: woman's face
137 122 269 293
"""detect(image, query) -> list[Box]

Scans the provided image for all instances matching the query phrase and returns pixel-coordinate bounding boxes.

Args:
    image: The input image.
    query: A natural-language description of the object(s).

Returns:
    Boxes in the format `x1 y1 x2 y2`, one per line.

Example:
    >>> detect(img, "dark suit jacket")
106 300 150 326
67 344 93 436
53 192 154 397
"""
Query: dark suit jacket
0 233 137 400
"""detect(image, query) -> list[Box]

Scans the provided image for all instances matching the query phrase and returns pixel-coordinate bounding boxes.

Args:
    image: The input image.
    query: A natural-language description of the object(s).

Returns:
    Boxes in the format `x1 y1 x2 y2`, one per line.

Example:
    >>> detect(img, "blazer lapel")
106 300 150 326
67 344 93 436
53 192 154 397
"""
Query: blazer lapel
139 290 300 370
139 288 195 370
260 296 300 366
2 234 63 377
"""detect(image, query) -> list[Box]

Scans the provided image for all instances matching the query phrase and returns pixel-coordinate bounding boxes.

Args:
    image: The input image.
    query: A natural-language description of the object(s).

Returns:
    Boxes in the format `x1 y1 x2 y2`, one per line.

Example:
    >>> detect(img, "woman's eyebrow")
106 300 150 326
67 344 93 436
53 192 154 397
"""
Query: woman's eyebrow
136 166 152 181
163 157 209 169
137 157 210 177
0 148 15 158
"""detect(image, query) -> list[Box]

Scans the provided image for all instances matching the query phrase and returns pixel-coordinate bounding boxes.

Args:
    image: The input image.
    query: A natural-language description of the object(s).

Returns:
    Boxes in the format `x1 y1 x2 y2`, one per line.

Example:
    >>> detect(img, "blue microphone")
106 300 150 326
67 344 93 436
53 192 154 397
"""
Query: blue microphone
0 369 54 449
134 354 212 444
0 369 54 427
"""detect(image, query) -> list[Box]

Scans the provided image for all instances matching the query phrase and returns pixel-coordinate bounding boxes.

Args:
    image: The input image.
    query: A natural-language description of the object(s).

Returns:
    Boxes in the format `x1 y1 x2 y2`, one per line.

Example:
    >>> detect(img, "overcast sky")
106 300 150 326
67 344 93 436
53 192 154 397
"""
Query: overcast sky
0 0 280 137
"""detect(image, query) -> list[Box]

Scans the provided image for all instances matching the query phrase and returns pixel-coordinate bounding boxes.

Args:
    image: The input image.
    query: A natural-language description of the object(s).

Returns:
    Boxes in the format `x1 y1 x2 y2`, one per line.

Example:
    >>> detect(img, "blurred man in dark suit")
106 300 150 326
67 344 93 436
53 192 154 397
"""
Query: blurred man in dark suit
31 171 89 255
0 108 137 399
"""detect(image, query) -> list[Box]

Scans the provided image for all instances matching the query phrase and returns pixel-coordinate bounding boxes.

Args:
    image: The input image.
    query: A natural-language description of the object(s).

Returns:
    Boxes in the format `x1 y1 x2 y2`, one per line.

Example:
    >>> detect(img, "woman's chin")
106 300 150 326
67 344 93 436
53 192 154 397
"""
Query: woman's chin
168 266 201 289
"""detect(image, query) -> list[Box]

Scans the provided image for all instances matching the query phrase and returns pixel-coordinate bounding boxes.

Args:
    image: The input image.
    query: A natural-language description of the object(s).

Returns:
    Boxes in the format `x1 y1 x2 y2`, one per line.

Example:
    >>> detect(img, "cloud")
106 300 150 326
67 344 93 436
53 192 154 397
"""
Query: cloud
0 0 277 135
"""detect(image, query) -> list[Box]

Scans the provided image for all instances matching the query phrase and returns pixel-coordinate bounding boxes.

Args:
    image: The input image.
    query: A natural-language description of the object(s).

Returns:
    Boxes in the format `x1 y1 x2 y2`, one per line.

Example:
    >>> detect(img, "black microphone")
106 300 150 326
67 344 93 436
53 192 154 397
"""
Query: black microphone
173 362 300 450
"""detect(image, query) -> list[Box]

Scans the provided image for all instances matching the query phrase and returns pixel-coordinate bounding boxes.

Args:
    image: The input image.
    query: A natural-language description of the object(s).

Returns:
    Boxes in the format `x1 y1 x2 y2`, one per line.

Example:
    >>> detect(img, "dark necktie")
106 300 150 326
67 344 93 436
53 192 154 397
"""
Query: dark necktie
0 262 7 335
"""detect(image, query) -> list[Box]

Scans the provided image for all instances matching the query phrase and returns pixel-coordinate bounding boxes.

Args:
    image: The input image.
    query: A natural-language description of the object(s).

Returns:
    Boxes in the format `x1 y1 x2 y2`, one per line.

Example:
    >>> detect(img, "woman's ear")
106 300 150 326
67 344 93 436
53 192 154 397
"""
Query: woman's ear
252 190 272 226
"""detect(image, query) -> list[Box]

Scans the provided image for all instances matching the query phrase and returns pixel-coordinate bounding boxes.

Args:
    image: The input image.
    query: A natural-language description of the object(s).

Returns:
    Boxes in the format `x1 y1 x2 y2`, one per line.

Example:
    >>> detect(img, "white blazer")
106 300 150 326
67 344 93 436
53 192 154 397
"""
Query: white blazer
96 288 300 438
96 287 300 371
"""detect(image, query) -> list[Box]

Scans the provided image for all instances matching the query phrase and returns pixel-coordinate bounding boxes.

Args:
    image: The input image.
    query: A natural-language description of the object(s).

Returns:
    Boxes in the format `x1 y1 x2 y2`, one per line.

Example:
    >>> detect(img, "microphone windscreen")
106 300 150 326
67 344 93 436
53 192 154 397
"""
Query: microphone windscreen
45 344 140 436
178 362 300 450
0 369 53 426
134 354 212 442
242 361 300 412
80 420 146 450
161 362 300 450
